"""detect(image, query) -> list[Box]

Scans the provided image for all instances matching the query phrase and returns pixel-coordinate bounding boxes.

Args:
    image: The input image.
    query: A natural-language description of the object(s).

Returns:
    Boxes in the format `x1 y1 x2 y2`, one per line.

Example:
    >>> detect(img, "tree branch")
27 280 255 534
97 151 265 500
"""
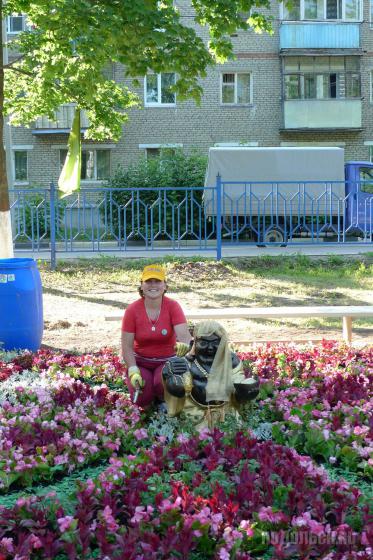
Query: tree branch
4 65 34 77
3 55 25 68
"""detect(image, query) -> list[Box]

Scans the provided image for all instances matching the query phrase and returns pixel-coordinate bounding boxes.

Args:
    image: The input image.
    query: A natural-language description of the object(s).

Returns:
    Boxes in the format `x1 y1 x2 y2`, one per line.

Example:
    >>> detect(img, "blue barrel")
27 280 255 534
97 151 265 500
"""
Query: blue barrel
0 258 43 351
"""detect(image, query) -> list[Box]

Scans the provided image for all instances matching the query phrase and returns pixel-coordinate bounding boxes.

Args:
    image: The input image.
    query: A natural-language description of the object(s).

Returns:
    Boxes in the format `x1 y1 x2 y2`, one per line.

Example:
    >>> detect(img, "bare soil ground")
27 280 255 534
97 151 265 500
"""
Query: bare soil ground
40 258 373 353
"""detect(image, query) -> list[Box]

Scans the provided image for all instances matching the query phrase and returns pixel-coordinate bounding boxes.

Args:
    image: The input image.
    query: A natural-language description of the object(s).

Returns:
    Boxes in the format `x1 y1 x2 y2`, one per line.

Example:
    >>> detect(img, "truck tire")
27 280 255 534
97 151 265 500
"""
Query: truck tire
263 228 287 246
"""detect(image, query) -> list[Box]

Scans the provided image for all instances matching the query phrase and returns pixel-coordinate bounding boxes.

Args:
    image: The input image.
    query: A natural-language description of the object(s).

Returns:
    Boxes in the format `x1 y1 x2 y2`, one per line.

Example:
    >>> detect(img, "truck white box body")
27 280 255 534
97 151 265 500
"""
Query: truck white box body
204 147 346 216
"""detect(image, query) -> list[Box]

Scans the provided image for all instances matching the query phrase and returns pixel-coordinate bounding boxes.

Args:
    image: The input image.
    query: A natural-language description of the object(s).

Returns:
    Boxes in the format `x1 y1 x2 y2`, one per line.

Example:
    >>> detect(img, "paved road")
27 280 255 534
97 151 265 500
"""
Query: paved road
14 242 373 261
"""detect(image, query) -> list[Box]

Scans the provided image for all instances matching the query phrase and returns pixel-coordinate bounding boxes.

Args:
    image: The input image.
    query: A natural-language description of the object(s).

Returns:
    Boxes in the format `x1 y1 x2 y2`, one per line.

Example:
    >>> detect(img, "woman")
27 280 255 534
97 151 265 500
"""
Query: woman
121 264 192 408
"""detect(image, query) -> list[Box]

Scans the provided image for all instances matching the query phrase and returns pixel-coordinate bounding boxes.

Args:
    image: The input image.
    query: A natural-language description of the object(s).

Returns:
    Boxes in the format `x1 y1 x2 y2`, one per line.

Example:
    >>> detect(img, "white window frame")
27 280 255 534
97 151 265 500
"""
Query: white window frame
220 72 253 106
7 14 28 34
59 147 111 182
280 0 362 22
144 73 176 107
12 146 32 185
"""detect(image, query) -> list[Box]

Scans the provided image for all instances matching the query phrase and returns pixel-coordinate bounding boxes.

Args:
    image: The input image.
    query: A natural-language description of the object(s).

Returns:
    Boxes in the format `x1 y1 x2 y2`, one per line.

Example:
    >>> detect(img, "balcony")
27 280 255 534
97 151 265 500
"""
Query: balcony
33 105 89 134
283 99 362 130
280 22 360 51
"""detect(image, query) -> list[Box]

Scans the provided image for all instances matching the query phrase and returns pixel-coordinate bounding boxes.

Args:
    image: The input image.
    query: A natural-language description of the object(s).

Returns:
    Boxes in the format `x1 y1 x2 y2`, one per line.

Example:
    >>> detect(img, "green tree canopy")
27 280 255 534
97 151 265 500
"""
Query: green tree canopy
3 0 272 140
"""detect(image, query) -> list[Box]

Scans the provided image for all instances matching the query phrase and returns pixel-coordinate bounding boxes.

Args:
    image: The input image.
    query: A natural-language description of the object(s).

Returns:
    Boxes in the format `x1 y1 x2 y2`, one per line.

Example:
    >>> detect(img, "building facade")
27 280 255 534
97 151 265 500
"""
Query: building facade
6 0 373 188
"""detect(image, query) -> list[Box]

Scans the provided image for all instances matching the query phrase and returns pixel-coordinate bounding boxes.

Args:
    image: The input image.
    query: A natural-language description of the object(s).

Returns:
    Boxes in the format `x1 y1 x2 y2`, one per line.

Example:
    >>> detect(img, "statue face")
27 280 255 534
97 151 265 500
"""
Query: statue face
195 334 221 362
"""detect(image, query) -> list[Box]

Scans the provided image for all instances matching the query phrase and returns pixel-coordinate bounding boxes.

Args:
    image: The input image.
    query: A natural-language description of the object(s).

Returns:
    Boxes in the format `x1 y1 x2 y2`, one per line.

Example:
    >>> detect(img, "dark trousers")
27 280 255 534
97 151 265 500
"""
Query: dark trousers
126 355 172 407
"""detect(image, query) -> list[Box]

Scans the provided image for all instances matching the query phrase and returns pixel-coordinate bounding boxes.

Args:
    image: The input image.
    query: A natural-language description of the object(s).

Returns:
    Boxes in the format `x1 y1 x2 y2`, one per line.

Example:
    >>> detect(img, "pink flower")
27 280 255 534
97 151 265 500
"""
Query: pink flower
0 538 14 553
219 548 230 560
159 497 182 512
239 520 254 537
198 427 212 440
30 535 42 549
134 428 148 441
292 512 311 527
308 520 325 536
323 429 330 440
57 515 75 532
101 505 119 532
288 415 303 425
16 498 27 507
258 507 287 525
353 426 369 436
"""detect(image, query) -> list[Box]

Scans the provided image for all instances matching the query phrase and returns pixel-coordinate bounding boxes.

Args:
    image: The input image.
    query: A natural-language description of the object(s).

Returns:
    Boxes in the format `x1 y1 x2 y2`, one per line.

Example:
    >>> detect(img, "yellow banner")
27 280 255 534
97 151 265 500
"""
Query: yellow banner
58 108 81 198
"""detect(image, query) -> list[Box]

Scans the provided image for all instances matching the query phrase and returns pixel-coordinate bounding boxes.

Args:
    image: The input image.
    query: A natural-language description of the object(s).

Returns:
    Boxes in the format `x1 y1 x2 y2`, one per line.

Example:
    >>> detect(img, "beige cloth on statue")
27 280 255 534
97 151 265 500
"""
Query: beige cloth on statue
192 320 234 402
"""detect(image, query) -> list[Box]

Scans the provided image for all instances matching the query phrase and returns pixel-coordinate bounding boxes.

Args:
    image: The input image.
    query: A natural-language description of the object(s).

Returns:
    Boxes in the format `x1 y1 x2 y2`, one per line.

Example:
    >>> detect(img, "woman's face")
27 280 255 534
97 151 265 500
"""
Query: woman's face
141 278 166 300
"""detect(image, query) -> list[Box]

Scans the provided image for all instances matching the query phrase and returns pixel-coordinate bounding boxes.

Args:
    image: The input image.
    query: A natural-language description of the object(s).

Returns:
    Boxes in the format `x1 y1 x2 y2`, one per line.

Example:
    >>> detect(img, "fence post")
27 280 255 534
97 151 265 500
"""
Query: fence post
49 182 56 271
216 174 222 261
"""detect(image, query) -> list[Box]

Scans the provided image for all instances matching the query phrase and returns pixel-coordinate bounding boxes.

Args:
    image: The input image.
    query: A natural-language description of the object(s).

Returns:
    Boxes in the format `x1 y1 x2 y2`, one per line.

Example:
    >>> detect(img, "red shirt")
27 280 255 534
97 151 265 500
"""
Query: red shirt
121 296 187 358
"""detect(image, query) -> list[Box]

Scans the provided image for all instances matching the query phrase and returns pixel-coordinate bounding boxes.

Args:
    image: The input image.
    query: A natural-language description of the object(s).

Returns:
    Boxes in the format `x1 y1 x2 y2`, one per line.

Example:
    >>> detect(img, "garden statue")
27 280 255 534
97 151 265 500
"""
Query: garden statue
162 320 259 429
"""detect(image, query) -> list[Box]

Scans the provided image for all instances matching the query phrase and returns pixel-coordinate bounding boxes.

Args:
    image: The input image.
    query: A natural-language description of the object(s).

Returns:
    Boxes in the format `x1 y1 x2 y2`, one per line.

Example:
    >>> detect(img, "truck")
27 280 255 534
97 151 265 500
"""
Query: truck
204 147 373 243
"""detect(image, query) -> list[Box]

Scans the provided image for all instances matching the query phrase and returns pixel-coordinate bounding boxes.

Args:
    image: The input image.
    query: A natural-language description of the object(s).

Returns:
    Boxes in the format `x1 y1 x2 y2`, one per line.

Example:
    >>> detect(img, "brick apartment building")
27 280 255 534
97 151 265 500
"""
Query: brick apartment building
5 0 373 189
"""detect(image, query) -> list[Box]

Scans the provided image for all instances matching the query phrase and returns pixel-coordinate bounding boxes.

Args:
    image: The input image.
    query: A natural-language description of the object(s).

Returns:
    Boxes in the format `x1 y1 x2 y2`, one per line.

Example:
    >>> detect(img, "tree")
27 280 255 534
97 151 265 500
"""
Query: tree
0 0 272 258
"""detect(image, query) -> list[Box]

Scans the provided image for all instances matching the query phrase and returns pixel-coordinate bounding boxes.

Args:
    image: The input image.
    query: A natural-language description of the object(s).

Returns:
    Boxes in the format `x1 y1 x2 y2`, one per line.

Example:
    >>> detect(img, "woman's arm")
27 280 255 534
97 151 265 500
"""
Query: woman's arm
121 331 136 367
174 323 193 344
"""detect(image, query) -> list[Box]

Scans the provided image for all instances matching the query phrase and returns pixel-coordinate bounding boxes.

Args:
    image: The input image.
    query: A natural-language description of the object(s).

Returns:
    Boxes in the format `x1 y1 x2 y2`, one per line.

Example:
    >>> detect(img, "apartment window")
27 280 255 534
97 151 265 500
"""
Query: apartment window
221 73 252 105
14 150 28 182
60 149 110 180
145 73 176 106
146 147 177 160
305 0 324 19
7 14 27 33
284 56 360 100
139 144 182 160
282 0 361 21
371 0 373 27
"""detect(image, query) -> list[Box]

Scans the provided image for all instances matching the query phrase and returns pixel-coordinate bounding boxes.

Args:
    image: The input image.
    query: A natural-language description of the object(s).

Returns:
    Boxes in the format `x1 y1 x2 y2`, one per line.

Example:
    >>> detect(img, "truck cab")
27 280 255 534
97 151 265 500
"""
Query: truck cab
345 162 373 238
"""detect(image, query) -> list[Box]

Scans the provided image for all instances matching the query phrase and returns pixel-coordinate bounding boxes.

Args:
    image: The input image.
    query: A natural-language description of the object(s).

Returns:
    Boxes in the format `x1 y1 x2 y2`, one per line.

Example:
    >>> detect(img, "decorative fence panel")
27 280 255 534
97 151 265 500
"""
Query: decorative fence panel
10 180 373 267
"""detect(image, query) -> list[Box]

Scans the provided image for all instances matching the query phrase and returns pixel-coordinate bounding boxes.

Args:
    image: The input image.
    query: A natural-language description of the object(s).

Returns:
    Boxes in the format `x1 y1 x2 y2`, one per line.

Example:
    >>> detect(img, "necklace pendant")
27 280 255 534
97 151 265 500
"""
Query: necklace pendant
151 326 156 331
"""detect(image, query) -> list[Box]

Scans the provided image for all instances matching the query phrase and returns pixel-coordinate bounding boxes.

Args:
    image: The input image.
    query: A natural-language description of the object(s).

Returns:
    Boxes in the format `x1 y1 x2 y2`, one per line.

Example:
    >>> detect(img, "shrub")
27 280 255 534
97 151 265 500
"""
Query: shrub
101 150 209 241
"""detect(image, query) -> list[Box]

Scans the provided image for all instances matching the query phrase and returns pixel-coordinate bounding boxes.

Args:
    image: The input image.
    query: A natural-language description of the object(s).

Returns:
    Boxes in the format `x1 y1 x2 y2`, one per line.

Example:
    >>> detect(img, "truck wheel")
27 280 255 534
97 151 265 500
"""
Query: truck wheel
264 228 287 245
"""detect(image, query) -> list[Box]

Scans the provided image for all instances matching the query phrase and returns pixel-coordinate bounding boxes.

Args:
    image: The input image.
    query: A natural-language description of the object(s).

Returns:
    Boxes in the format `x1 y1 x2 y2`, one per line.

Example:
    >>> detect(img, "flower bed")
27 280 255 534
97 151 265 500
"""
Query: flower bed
240 342 373 478
0 430 371 559
0 379 140 492
0 348 128 391
0 342 371 558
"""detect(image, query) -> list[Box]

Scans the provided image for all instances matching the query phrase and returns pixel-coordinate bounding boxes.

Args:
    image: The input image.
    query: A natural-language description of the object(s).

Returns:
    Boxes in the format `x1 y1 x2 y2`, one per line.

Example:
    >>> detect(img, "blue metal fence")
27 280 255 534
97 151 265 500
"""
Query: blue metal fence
10 180 373 267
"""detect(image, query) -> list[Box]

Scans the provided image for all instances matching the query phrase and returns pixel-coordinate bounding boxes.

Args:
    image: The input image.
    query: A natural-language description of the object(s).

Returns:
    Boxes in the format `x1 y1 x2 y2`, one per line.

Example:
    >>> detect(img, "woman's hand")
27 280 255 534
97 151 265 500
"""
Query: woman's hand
128 365 145 388
175 341 191 357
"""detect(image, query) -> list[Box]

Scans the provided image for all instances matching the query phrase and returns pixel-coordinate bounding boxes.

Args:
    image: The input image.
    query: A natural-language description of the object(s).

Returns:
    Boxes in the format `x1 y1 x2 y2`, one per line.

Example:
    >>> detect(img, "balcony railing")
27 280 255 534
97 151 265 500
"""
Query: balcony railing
283 99 361 129
280 22 360 50
33 105 89 131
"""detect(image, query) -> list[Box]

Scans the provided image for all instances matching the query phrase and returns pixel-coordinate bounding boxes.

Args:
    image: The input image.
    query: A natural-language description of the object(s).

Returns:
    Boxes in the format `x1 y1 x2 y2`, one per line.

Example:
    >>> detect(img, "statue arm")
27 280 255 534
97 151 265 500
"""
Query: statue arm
231 359 260 403
162 358 192 399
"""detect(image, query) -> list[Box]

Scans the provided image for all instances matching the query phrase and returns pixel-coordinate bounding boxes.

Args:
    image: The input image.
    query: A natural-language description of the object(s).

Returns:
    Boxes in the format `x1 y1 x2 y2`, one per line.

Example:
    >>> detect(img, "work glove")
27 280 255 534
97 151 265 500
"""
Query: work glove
175 341 191 357
128 366 144 388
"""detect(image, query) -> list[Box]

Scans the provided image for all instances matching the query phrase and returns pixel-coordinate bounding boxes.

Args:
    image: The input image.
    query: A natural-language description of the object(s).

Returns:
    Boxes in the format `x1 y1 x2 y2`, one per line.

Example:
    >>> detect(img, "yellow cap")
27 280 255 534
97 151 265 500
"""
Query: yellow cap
141 264 166 282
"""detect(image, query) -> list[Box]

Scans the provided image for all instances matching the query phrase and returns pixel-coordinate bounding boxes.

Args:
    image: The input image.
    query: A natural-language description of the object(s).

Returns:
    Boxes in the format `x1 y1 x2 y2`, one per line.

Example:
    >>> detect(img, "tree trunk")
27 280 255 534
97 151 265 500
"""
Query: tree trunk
0 2 14 258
